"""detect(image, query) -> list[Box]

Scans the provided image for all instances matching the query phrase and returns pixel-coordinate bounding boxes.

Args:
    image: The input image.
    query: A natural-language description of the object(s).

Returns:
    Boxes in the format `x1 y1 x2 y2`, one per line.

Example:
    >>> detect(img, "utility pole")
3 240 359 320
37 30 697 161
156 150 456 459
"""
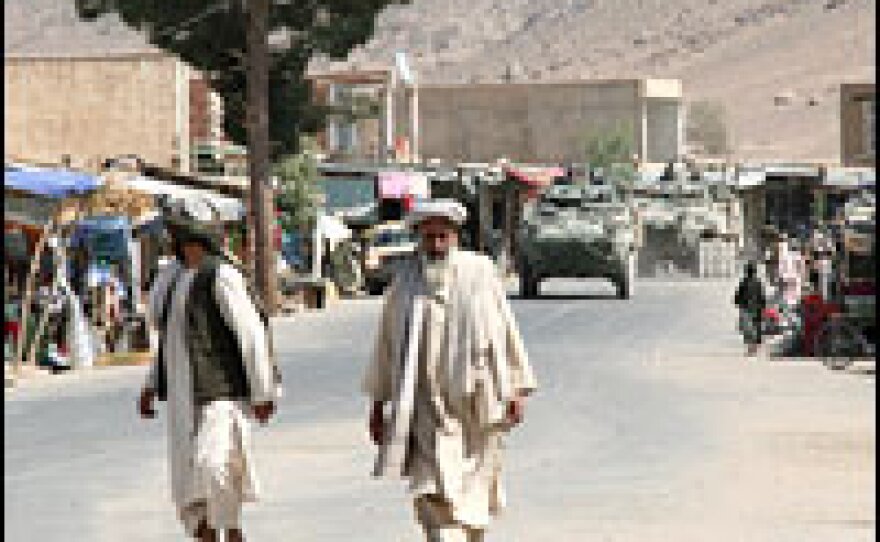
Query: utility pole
245 0 277 316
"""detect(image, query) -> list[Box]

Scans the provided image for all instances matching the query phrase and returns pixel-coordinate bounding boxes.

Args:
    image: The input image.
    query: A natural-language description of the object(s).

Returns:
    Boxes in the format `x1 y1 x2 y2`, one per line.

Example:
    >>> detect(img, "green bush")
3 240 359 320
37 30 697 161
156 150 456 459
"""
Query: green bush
274 137 320 232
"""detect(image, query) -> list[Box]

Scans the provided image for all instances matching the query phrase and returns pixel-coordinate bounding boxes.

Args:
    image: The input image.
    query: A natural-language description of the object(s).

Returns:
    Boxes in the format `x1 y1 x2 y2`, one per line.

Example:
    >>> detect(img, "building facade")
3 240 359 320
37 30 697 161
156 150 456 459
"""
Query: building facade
307 74 684 165
307 66 418 163
413 78 683 165
189 74 225 145
4 53 232 174
841 83 876 167
4 53 190 171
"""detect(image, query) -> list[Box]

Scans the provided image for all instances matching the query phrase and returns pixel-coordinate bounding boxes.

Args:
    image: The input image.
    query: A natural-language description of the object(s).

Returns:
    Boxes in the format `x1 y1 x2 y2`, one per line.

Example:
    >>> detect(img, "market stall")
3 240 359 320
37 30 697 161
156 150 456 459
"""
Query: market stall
4 164 103 374
5 165 253 376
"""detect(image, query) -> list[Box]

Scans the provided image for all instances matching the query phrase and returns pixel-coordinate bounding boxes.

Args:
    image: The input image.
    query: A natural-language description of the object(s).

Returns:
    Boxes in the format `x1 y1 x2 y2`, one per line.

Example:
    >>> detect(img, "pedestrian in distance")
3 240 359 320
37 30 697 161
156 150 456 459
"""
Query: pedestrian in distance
810 225 835 301
364 199 537 542
735 261 767 357
139 205 279 542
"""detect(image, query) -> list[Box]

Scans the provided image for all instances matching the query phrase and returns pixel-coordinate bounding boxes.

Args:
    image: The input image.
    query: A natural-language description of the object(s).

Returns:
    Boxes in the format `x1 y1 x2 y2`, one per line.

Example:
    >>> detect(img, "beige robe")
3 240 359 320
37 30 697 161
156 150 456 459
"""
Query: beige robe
364 248 537 529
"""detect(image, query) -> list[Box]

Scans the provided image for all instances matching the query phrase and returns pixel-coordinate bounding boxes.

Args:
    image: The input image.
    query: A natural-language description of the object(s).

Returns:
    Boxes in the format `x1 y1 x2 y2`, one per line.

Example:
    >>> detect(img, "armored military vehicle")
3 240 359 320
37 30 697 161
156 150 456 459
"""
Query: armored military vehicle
632 179 735 277
516 184 638 299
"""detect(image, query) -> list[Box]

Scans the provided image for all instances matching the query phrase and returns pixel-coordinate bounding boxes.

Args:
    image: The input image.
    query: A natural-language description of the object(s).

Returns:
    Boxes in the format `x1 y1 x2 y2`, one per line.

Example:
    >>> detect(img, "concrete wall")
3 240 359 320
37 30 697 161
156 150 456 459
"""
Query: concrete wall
409 80 682 164
646 99 681 163
189 75 211 143
740 188 767 260
840 83 875 167
4 54 184 170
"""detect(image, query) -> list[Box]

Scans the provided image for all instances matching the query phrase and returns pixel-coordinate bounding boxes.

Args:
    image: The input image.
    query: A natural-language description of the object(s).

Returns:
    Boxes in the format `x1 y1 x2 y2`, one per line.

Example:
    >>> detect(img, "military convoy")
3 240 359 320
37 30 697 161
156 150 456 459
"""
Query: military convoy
516 183 639 299
632 178 739 277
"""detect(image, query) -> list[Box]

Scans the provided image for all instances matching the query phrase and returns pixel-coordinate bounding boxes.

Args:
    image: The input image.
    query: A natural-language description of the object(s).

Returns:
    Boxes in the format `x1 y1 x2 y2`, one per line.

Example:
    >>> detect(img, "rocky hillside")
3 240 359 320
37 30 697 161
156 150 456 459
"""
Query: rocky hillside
326 0 876 161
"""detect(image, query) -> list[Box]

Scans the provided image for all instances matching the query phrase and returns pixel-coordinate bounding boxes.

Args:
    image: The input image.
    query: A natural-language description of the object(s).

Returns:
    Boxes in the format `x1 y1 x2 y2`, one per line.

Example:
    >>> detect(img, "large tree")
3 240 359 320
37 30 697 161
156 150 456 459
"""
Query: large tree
75 0 403 159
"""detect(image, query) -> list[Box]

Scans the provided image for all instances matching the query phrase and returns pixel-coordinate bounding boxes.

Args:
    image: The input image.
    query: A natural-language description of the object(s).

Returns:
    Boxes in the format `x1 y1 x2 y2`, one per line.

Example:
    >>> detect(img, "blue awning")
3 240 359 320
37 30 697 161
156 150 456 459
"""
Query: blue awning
73 215 132 232
4 166 102 198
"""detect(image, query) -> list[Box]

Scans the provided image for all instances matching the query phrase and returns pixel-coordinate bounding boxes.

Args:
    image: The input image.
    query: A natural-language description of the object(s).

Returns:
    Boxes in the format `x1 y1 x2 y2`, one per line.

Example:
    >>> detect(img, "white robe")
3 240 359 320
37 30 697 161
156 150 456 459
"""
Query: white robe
364 248 537 529
145 260 277 531
777 243 805 306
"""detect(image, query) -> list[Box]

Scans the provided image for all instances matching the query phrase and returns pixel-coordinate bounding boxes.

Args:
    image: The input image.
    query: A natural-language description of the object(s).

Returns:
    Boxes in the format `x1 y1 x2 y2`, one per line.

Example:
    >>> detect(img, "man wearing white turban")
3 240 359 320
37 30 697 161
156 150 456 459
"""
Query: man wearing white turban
364 199 537 542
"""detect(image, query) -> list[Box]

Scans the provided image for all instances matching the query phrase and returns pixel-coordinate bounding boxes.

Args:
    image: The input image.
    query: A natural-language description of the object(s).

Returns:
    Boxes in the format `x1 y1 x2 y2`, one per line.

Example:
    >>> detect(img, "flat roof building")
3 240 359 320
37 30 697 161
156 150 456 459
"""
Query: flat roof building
307 70 685 165
4 0 228 173
414 78 683 165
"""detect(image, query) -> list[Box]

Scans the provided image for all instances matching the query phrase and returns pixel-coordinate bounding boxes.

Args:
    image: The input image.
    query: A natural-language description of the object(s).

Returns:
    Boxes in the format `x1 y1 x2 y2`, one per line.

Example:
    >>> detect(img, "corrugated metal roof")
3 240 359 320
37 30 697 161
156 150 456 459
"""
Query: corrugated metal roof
825 167 876 188
762 164 821 177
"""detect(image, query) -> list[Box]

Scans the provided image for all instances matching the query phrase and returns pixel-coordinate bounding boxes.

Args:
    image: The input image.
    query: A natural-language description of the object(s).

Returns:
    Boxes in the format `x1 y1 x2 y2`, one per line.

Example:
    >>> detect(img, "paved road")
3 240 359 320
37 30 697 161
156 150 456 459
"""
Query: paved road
5 279 875 541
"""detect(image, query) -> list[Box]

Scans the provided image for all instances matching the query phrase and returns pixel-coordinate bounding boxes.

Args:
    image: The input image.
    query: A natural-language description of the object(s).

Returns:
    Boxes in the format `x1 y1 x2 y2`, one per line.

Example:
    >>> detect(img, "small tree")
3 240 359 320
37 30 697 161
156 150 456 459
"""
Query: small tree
583 122 635 171
274 137 320 232
686 100 730 157
583 122 637 196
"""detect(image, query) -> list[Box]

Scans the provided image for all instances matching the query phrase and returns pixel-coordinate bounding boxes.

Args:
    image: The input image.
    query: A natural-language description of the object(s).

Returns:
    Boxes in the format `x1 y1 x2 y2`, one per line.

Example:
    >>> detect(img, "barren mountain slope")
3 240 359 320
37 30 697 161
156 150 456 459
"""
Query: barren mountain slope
334 0 875 161
4 0 156 56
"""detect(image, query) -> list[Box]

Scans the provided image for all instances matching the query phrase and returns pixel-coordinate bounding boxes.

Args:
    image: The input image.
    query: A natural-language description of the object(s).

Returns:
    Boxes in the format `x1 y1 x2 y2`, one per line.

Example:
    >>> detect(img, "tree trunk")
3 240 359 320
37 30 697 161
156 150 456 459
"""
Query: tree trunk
245 0 277 316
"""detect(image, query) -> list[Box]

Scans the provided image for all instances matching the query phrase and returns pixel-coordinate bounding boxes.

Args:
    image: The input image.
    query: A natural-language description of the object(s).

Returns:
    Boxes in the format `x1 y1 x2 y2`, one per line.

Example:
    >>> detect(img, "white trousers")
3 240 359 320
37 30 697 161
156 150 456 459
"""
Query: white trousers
180 401 249 534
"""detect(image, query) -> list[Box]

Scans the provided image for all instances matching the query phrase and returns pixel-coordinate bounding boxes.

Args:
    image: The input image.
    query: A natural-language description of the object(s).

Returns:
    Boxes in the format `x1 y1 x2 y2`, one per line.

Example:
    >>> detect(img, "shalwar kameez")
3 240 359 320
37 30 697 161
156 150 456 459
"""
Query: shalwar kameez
145 259 276 536
365 241 536 541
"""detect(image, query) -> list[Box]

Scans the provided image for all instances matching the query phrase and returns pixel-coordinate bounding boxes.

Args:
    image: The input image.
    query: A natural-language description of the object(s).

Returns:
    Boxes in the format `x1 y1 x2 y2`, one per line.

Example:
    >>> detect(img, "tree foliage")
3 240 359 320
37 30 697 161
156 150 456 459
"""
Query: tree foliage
583 122 635 171
75 0 405 159
686 100 730 157
582 122 636 189
274 137 320 231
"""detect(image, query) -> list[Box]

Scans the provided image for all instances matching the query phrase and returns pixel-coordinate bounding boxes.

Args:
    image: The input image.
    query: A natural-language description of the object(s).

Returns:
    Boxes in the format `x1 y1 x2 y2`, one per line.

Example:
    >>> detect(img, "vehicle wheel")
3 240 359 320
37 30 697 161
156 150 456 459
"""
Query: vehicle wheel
815 319 865 370
616 278 630 300
530 278 540 298
366 280 385 296
519 264 539 298
638 250 655 278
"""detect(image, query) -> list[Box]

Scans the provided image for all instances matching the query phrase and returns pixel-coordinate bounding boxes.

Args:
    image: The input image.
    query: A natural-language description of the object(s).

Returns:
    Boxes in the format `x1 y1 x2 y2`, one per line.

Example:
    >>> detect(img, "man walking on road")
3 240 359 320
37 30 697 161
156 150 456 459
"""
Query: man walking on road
364 199 537 542
735 261 767 356
139 203 278 542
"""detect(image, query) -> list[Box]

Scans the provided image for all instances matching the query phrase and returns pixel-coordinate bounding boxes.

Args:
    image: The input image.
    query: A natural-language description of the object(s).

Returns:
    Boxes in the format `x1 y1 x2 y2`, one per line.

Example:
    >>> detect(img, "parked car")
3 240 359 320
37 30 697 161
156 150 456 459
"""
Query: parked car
362 221 418 295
